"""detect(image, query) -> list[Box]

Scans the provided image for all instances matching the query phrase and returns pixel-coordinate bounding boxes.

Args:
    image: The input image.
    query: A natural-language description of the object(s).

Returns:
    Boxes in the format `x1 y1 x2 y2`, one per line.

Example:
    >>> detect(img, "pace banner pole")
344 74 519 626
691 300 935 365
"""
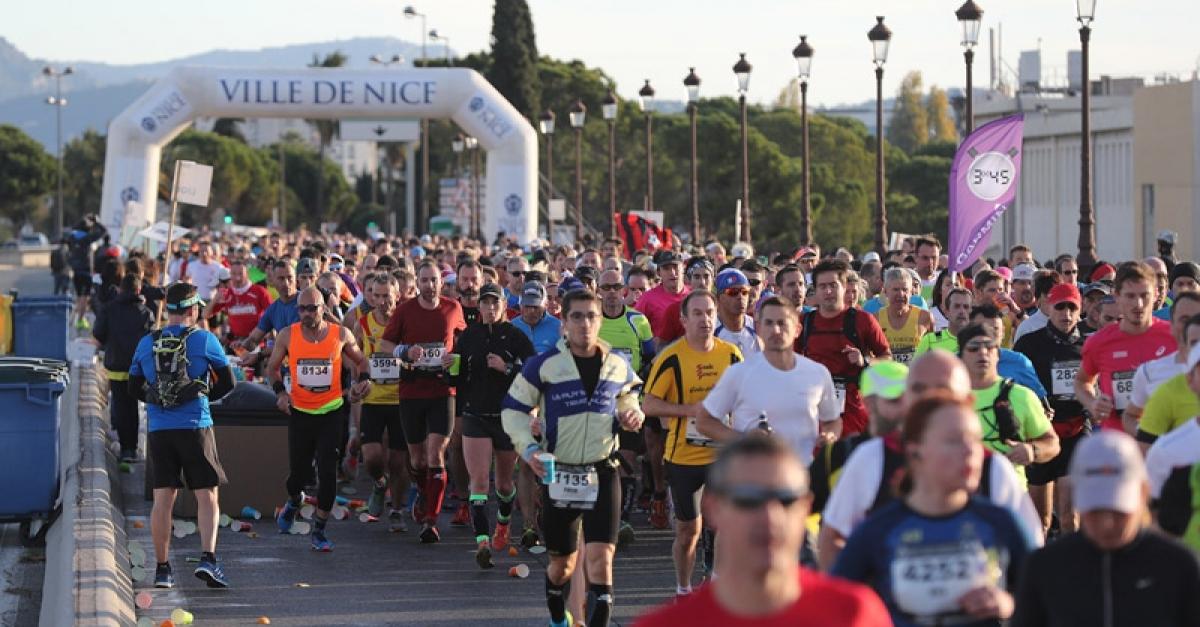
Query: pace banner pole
947 114 1025 273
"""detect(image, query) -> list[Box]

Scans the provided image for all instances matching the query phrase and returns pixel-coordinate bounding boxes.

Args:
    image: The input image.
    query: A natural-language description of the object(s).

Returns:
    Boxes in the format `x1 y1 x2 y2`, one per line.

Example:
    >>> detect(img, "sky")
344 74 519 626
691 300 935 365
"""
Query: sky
5 0 1196 107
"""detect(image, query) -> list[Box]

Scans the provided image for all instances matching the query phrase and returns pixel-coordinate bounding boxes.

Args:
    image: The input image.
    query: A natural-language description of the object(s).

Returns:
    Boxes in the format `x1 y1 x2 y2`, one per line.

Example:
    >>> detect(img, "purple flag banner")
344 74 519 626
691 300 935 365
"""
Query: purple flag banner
948 114 1025 272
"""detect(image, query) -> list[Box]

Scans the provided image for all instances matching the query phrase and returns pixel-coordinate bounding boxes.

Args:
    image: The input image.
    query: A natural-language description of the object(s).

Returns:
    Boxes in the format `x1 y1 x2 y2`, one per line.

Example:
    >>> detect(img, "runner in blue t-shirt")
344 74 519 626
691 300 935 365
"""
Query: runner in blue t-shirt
832 393 1033 627
129 283 236 591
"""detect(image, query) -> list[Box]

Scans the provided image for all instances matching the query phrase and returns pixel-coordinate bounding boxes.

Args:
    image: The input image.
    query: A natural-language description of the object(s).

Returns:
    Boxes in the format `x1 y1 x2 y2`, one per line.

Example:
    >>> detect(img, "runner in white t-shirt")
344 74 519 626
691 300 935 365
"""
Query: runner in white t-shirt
1124 292 1200 431
696 296 840 464
185 242 225 301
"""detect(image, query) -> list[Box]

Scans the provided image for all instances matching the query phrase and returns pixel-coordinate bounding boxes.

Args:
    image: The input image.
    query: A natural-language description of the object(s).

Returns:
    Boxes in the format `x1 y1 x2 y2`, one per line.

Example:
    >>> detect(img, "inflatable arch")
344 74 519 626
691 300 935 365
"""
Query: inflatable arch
99 66 538 242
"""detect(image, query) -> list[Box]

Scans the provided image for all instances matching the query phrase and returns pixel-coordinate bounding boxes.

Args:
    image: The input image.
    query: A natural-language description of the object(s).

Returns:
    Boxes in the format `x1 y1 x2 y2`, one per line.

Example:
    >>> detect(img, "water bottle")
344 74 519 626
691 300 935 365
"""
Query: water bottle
241 506 262 520
756 411 773 434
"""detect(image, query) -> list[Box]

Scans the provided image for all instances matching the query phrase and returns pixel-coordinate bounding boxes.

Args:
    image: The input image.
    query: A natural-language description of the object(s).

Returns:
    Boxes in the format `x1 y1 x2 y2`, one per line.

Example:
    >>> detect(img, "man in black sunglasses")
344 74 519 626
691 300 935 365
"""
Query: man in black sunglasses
637 434 890 626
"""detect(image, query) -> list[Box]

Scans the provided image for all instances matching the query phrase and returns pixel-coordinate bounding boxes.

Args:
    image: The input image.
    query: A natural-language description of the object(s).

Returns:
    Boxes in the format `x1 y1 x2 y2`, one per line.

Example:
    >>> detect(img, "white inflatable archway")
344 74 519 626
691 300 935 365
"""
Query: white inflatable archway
99 66 538 242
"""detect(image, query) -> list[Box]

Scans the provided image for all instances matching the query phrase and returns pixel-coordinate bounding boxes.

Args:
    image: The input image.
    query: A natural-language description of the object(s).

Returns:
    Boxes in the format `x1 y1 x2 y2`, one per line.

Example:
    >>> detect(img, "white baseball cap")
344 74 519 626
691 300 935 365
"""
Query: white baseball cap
1070 431 1146 514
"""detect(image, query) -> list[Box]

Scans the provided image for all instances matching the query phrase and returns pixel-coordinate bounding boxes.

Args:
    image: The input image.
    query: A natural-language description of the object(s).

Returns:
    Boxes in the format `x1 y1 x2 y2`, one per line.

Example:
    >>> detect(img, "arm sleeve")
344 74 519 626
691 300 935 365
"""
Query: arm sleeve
128 375 148 403
501 360 544 455
208 365 236 401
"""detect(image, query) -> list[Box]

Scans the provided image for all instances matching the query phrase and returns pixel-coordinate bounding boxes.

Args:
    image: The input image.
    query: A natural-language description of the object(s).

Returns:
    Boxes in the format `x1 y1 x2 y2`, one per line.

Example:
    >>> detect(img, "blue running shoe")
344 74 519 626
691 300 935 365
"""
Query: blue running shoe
154 562 174 589
194 555 230 588
549 610 573 627
277 500 298 534
310 529 334 552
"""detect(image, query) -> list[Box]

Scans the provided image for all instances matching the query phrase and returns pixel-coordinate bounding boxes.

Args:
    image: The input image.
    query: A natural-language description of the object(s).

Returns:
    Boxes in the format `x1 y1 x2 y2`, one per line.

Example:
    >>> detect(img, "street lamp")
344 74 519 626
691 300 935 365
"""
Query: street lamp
539 109 556 204
570 100 587 241
1076 0 1097 268
43 65 72 240
638 80 656 213
733 53 752 242
955 1 983 135
601 90 618 235
429 29 451 62
405 4 431 233
868 16 892 255
451 133 465 188
792 37 814 245
683 68 701 243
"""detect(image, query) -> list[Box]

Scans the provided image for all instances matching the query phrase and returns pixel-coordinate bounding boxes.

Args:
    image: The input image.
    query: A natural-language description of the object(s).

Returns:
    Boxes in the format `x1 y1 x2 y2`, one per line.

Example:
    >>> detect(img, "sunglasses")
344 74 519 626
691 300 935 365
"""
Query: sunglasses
717 485 805 510
747 279 762 287
1053 302 1079 311
298 304 321 313
599 283 624 292
723 288 750 297
963 340 998 353
510 271 526 278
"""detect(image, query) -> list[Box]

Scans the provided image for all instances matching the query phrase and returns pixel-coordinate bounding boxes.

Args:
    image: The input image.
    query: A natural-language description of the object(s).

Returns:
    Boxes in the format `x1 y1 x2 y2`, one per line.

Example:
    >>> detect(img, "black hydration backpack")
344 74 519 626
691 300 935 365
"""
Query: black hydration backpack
991 379 1021 443
146 327 209 408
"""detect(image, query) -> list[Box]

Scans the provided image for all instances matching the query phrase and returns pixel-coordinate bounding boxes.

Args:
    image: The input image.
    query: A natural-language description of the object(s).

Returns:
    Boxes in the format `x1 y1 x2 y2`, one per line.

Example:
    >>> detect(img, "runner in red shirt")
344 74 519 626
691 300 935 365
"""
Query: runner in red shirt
635 250 690 349
1076 261 1175 431
634 435 889 627
204 257 271 347
797 260 891 437
380 261 467 543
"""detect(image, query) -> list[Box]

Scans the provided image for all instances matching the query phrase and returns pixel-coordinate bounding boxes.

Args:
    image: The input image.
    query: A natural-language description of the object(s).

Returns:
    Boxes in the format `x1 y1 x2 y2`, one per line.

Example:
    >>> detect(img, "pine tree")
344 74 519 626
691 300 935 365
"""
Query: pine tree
486 0 542 121
887 71 929 153
925 86 957 142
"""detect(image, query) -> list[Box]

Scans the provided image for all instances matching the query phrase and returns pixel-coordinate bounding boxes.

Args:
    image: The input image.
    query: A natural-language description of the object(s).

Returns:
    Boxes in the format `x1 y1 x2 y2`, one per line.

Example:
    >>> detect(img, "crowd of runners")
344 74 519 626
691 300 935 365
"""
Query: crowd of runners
79 217 1200 626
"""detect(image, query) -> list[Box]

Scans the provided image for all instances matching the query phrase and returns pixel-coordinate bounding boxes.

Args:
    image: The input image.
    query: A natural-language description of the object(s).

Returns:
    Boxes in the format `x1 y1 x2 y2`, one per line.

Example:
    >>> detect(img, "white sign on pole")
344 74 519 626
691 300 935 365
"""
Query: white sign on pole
137 221 191 243
172 161 214 207
548 199 566 221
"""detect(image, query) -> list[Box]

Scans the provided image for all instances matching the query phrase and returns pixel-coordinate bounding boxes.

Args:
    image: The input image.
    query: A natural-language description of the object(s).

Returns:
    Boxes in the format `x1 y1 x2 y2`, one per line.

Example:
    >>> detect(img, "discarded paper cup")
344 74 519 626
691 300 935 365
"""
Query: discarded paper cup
359 513 378 523
507 546 519 557
509 563 530 578
137 618 154 627
231 521 253 532
331 505 349 520
300 504 315 520
218 514 232 527
131 566 147 582
135 591 153 609
290 521 311 535
170 608 194 625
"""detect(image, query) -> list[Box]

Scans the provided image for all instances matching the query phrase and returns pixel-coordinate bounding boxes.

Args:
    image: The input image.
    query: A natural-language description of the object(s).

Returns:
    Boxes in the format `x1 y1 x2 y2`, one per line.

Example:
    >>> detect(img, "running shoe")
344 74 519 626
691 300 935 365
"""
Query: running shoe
75 318 91 331
419 522 441 544
194 555 230 588
649 498 670 530
153 562 174 589
367 483 387 518
617 521 636 548
310 529 334 552
119 448 139 463
520 526 541 548
388 509 409 533
276 500 298 533
450 502 470 527
491 522 511 550
475 540 494 569
549 610 574 627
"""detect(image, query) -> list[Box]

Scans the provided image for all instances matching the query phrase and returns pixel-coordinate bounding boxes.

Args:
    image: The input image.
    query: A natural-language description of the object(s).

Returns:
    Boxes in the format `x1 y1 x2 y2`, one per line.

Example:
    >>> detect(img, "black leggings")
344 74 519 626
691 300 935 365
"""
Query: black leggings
286 405 345 512
110 378 140 451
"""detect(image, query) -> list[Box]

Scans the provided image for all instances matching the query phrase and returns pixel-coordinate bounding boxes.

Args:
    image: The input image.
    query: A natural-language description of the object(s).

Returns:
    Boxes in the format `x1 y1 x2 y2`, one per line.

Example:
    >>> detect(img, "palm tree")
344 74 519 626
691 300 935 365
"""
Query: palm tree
306 51 348 218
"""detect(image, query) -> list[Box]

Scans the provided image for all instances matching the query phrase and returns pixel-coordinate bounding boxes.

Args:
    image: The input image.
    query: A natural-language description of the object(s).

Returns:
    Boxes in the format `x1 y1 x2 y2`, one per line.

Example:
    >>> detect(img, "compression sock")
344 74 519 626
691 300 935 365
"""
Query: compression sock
427 467 448 522
470 493 490 541
620 477 636 521
201 551 216 563
589 583 614 627
496 487 515 523
545 575 569 624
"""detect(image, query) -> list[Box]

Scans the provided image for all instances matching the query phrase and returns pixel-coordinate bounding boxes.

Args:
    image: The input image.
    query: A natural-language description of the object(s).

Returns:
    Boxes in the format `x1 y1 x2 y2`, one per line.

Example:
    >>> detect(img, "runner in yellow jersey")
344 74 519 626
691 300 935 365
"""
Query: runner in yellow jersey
356 274 412 532
641 290 743 596
875 268 933 363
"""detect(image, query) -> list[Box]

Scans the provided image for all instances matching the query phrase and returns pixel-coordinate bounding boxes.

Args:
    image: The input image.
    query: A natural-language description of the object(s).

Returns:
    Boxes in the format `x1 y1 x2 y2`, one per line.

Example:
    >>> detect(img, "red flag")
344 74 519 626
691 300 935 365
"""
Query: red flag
614 213 673 261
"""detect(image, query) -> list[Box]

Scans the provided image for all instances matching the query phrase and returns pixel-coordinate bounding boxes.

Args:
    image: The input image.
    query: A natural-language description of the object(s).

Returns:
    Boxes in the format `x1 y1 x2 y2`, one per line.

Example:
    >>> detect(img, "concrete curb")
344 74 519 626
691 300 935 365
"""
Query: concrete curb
40 362 135 626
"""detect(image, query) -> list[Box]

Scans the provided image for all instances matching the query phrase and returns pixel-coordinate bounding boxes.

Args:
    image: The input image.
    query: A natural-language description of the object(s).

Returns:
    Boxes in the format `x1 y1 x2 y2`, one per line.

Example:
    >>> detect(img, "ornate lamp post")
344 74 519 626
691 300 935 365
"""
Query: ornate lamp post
569 100 588 241
601 90 618 236
1075 0 1098 268
955 1 983 134
638 80 656 213
868 16 893 255
791 37 814 245
683 68 701 243
733 53 753 242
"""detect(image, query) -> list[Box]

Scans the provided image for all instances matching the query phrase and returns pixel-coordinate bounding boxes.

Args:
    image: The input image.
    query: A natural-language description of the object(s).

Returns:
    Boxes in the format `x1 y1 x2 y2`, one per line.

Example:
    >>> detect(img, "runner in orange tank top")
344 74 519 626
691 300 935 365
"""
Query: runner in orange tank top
267 287 372 552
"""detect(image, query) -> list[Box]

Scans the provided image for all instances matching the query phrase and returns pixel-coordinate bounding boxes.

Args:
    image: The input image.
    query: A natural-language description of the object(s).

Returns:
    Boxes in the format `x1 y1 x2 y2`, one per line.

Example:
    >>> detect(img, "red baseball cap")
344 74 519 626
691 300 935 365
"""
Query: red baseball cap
1090 262 1116 283
1047 283 1082 307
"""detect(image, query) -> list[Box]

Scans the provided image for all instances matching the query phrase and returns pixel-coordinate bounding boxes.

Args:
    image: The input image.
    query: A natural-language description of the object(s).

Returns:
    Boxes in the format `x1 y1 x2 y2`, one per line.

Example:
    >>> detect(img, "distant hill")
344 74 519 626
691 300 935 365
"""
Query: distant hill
0 35 440 149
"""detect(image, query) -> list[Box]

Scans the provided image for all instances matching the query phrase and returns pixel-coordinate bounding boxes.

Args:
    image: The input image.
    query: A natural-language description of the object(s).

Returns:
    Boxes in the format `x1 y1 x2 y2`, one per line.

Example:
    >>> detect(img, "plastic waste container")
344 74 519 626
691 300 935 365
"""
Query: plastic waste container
160 382 293 518
12 296 73 361
0 361 68 525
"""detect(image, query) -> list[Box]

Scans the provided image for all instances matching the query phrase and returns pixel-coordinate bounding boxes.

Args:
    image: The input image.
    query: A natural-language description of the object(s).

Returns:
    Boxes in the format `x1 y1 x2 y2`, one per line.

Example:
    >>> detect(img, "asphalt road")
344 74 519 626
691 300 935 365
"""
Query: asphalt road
122 458 682 626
